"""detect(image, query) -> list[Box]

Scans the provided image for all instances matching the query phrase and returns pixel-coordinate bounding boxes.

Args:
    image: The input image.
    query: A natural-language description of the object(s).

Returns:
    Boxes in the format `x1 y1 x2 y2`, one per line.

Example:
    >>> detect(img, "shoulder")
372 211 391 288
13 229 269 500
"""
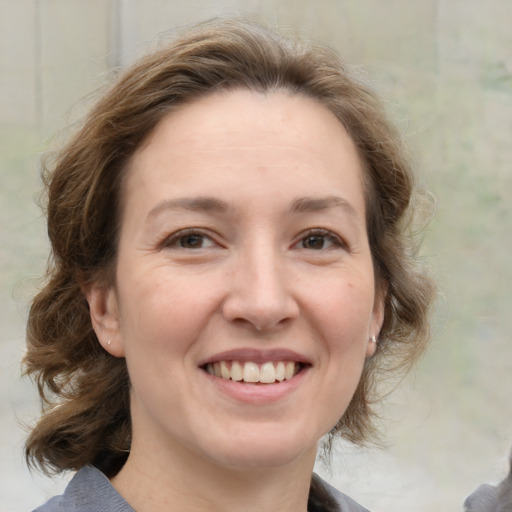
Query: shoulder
464 452 512 512
309 473 372 512
31 466 134 512
463 484 500 511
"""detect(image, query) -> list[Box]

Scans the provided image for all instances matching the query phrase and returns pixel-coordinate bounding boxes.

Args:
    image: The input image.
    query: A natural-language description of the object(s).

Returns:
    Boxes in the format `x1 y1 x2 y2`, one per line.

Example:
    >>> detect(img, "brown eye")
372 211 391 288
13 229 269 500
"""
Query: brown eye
299 230 342 250
164 230 216 250
179 234 205 248
302 234 327 249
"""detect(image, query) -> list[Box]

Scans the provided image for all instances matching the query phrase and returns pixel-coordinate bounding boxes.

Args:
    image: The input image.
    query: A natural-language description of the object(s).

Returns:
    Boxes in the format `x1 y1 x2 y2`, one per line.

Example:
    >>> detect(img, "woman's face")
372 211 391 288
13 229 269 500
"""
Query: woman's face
91 89 384 471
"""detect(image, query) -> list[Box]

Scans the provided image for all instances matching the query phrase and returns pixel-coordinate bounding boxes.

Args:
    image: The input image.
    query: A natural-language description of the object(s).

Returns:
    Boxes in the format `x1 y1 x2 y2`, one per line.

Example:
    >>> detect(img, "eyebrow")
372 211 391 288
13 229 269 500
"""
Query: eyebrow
290 195 359 218
147 194 359 220
147 197 231 218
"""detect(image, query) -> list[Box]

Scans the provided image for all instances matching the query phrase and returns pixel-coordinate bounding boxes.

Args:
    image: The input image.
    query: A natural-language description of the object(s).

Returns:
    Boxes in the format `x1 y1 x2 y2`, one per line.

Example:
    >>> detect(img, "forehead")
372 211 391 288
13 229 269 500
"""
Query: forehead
136 89 355 154
123 89 366 214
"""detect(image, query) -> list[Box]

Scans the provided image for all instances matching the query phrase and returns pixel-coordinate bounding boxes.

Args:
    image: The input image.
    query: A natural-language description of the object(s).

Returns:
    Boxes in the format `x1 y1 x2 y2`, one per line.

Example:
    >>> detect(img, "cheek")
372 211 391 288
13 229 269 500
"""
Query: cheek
116 276 197 401
311 277 375 402
115 270 221 358
311 278 375 341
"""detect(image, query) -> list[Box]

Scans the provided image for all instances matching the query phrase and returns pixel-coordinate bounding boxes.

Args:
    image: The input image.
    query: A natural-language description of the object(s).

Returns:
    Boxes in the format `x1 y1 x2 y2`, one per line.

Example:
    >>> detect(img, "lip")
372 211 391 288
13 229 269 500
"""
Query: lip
201 364 310 404
198 348 312 405
197 348 312 366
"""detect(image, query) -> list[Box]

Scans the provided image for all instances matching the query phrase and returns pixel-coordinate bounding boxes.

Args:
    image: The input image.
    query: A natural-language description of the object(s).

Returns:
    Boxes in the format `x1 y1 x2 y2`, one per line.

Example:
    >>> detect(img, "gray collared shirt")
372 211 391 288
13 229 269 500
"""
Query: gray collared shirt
32 465 370 512
32 466 134 512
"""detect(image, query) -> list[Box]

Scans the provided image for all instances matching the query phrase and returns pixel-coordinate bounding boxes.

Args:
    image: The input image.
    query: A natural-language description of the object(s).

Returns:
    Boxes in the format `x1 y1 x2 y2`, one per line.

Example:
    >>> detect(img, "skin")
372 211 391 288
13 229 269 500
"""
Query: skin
87 89 385 512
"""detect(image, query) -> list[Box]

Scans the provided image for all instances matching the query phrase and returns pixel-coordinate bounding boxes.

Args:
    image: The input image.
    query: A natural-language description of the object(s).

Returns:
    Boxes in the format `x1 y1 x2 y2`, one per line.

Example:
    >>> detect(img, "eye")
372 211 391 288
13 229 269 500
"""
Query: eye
297 229 345 250
163 229 217 249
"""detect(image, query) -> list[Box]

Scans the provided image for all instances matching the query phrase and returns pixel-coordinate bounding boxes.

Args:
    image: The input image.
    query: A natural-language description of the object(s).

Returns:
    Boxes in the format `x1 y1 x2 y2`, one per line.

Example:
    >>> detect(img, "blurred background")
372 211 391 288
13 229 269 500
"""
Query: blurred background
1 1 511 511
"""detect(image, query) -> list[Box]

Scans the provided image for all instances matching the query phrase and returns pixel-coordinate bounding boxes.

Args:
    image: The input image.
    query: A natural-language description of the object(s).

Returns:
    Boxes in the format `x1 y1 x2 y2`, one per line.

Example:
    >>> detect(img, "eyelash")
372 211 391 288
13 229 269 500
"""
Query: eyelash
161 228 217 250
295 228 347 251
160 228 347 252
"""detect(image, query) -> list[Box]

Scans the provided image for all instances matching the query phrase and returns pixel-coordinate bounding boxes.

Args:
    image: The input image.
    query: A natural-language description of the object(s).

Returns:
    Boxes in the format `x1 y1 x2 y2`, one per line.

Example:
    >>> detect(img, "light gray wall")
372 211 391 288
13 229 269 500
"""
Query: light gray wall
1 1 511 511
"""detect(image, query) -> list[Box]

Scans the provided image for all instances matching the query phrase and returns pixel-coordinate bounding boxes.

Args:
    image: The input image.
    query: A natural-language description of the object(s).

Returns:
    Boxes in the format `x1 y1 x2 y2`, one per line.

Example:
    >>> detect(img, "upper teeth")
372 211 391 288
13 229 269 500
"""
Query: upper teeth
205 361 299 383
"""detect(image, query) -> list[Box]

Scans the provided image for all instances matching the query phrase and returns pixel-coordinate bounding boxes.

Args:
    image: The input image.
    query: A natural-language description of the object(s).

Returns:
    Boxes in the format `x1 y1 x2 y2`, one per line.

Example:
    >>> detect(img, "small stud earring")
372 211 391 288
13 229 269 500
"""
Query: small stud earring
370 335 377 344
107 339 112 346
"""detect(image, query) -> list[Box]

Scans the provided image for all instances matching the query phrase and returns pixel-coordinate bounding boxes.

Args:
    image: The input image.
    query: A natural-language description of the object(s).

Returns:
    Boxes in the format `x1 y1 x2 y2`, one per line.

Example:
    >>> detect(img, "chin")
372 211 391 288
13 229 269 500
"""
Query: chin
200 426 320 470
215 446 312 470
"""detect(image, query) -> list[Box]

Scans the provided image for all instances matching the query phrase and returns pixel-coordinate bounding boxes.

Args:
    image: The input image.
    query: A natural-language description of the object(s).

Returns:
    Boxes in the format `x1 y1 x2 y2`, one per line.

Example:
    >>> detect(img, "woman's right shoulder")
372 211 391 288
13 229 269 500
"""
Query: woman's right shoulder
30 466 134 512
31 495 65 512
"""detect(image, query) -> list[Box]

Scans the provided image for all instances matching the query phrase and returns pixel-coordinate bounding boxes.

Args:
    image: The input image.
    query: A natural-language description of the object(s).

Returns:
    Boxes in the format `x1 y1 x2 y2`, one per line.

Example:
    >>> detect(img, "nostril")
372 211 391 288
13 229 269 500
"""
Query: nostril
230 315 294 332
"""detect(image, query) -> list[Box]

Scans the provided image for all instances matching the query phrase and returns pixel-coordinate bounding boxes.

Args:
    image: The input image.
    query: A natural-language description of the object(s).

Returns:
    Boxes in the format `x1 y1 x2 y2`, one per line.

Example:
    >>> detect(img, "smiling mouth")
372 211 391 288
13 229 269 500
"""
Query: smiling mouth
202 361 306 384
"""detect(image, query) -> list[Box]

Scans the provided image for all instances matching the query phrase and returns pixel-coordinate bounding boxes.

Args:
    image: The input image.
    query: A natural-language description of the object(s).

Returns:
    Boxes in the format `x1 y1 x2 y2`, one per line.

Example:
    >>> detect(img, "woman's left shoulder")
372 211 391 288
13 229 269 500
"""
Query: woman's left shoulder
309 473 372 512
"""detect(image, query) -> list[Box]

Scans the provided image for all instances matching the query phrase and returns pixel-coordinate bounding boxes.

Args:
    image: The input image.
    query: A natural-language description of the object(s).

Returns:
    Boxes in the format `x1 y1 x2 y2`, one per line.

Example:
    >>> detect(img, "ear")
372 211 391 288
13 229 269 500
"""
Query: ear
366 283 387 358
84 283 125 357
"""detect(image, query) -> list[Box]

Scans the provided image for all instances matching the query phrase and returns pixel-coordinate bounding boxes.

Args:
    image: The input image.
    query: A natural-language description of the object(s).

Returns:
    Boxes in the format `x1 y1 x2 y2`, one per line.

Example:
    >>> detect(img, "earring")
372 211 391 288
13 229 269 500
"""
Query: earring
370 335 377 344
107 339 112 346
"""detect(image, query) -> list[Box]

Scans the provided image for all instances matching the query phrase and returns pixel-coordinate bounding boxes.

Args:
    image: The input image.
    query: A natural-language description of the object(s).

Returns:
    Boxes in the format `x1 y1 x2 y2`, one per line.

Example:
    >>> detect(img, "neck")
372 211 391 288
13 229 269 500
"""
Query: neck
111 437 317 512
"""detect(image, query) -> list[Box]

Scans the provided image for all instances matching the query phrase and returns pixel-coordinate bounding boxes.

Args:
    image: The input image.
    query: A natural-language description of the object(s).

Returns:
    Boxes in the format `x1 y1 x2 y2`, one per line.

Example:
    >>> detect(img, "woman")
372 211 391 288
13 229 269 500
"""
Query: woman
25 18 434 512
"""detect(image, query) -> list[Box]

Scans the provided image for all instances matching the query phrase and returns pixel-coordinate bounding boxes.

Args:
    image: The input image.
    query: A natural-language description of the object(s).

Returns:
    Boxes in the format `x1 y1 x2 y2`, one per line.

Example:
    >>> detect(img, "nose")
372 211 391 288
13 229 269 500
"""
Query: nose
222 243 299 332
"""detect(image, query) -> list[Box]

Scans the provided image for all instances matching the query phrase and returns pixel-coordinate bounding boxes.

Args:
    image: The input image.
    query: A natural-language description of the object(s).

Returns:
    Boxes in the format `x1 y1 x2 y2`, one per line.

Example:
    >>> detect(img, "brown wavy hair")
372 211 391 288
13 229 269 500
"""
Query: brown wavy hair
24 18 435 476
